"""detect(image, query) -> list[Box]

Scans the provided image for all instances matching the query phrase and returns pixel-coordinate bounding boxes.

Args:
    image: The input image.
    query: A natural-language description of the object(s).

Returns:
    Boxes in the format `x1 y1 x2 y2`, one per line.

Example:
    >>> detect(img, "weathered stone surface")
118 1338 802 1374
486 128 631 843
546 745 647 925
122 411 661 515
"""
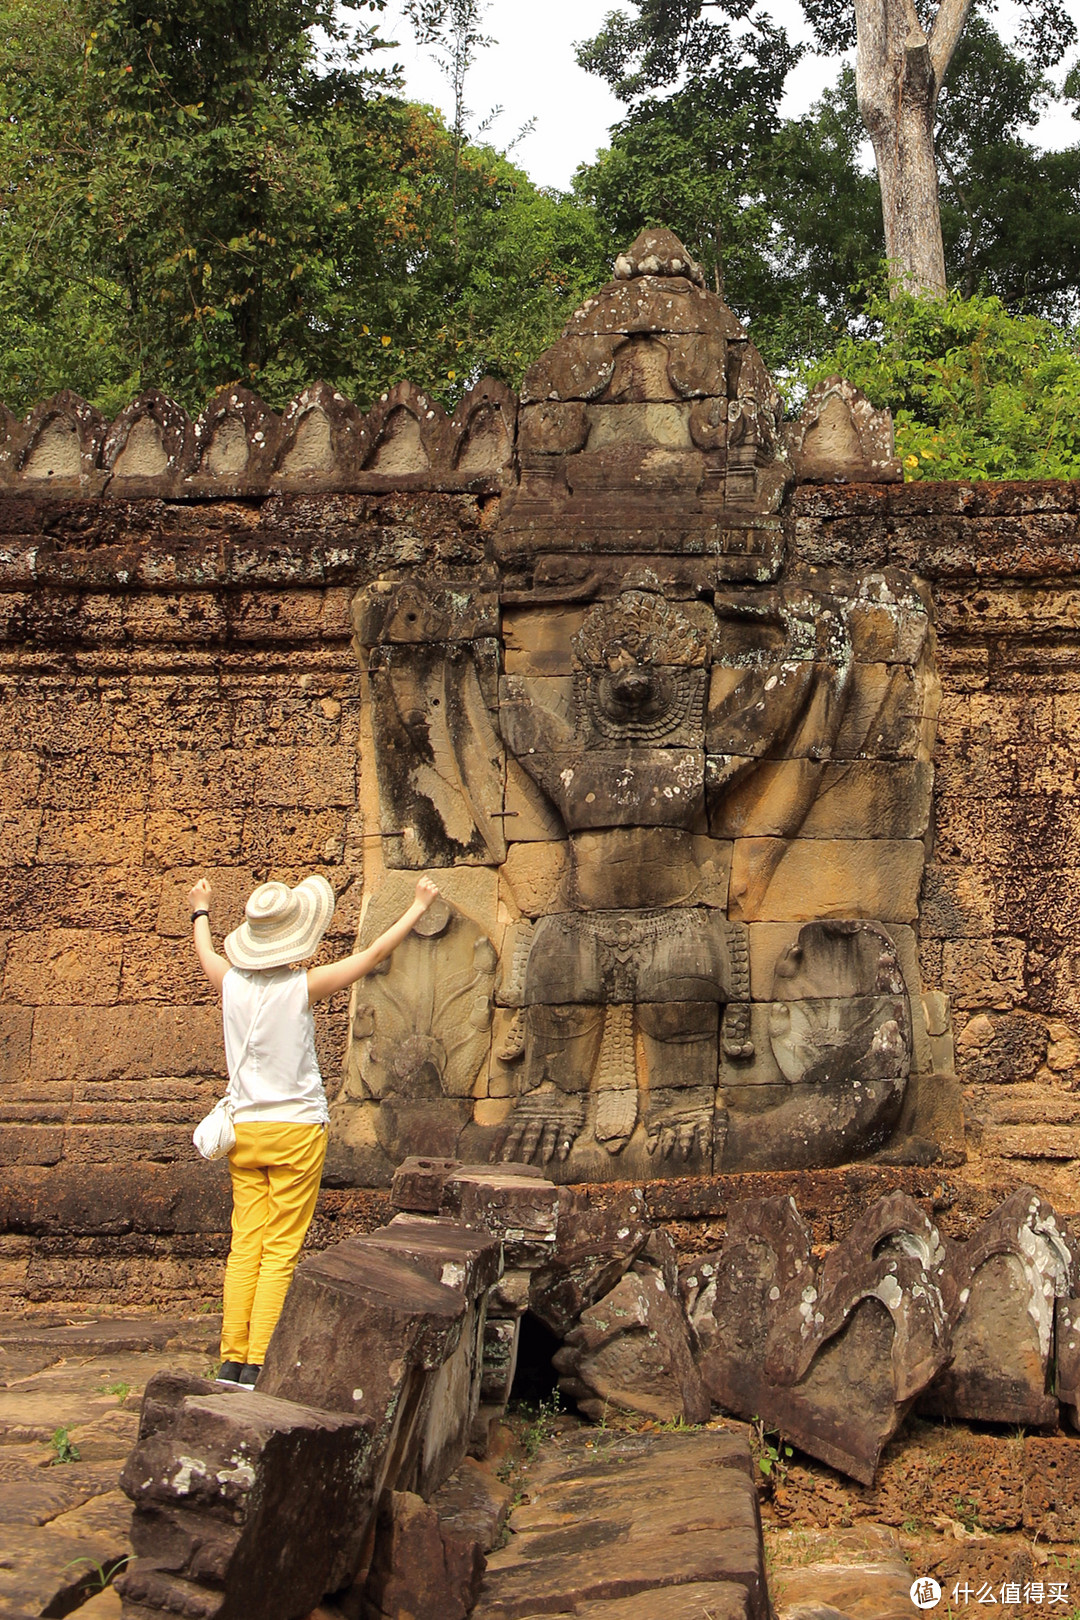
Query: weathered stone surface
788 376 902 485
727 837 925 923
473 1430 767 1620
257 1236 466 1467
920 1187 1075 1426
569 1583 750 1619
690 1193 951 1485
707 759 932 840
439 1165 559 1270
361 1487 485 1620
553 1259 710 1424
429 1454 515 1554
366 637 506 868
1055 1295 1080 1431
116 1372 373 1620
529 1188 651 1338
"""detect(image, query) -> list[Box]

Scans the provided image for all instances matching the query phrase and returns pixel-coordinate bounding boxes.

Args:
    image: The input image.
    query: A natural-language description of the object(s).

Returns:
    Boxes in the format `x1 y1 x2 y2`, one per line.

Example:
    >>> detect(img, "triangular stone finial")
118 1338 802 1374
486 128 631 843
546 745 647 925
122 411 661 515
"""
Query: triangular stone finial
613 228 705 288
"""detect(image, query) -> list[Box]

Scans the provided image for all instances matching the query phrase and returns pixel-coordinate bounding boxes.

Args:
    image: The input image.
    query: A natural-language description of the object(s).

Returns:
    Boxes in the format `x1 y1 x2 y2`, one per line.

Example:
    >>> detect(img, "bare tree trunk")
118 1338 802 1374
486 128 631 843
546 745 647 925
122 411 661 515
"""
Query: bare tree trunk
854 0 974 297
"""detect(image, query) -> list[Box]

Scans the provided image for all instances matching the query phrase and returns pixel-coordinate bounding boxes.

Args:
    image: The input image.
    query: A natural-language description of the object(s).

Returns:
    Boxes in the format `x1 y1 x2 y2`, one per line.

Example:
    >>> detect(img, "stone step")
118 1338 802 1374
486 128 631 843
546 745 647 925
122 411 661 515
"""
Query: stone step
472 1429 767 1620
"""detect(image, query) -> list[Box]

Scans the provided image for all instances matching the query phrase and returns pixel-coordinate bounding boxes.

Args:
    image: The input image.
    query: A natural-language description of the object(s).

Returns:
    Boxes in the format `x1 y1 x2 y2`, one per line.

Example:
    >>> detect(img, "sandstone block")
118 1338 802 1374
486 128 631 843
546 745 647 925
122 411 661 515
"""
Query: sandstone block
503 756 565 841
553 1261 709 1425
257 1235 467 1473
429 1455 515 1555
391 1156 468 1214
362 1488 485 1620
366 1215 504 1493
30 1006 222 1082
529 1188 651 1338
117 1371 373 1620
36 810 145 865
500 842 570 918
474 1429 767 1620
920 1188 1073 1427
728 837 925 923
691 1193 951 1485
440 1165 559 1269
707 759 932 840
4 929 123 1006
500 605 588 676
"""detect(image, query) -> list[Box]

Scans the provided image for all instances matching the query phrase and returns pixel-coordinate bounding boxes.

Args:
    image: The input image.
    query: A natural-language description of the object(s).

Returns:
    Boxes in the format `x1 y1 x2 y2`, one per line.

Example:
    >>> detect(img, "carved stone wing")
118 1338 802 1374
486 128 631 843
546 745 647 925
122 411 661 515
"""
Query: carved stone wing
353 579 507 869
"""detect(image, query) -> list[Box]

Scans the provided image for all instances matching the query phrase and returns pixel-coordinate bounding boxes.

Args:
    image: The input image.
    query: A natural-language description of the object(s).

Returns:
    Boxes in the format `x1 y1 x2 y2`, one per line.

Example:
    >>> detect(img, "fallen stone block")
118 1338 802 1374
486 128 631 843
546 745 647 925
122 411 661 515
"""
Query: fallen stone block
429 1454 515 1555
528 1187 651 1339
691 1193 951 1484
257 1235 466 1477
553 1257 709 1425
440 1165 559 1270
360 1488 485 1620
920 1186 1075 1426
115 1371 373 1620
363 1215 502 1494
473 1430 766 1620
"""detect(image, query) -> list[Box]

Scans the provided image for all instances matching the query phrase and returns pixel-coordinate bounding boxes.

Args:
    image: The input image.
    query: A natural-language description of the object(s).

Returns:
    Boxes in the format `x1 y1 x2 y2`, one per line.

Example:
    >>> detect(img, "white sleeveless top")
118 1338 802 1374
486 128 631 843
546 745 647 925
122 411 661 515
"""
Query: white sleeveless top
222 966 328 1126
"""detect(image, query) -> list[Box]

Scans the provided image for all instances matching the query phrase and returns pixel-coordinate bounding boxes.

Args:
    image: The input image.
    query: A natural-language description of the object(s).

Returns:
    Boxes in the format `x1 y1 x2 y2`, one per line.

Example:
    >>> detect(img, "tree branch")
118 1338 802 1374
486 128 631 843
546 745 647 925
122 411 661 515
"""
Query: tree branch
928 0 976 87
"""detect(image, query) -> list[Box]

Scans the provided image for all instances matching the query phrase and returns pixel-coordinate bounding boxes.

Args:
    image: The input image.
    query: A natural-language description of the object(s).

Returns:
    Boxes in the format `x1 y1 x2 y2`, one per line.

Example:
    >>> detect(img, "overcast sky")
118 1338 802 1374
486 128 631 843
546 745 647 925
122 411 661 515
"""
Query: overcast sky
377 0 1080 191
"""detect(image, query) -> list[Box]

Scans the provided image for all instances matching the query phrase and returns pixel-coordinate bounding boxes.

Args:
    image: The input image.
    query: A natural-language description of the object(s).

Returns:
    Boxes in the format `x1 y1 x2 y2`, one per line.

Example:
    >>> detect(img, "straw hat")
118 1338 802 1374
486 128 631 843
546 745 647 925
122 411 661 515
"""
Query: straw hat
224 876 335 971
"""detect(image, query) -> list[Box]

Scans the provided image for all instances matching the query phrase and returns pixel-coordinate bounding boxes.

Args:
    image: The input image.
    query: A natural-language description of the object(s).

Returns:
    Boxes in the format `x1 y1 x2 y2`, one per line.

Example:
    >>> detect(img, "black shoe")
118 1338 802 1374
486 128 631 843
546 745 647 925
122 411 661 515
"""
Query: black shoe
238 1363 261 1388
215 1360 243 1384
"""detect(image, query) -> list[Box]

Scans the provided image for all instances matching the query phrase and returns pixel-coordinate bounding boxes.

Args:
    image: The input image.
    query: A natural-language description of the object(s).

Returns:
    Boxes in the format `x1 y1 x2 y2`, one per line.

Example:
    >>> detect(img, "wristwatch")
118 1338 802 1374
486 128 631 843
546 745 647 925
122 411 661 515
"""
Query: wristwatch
191 909 210 922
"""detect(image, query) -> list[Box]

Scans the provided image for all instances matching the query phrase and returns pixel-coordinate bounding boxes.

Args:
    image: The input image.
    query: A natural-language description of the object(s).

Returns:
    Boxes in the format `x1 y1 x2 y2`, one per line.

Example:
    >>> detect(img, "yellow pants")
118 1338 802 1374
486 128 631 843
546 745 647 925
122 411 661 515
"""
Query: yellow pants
221 1121 327 1365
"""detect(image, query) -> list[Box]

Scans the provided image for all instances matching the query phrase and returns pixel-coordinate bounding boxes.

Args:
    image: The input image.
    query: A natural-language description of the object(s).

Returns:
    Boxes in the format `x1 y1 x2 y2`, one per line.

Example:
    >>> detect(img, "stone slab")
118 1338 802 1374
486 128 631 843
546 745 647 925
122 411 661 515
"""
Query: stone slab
474 1430 766 1620
707 759 932 840
728 838 925 923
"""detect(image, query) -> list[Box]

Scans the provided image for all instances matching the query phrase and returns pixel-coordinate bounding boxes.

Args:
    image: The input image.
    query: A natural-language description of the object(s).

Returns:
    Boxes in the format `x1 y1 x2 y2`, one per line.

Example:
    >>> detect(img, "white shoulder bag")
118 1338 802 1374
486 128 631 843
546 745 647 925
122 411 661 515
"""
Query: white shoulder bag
193 983 270 1161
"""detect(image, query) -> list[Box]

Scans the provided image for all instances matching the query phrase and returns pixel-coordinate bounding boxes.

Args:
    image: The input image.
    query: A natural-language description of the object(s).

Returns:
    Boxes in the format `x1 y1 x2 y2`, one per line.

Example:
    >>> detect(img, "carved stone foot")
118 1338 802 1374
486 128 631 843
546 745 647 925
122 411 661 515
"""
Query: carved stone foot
495 1084 585 1166
644 1092 714 1162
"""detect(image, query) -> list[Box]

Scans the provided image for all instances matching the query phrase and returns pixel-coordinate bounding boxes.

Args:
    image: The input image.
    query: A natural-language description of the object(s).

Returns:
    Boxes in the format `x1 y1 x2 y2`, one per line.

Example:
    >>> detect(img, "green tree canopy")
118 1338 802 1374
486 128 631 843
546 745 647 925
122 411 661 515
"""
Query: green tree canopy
0 0 607 415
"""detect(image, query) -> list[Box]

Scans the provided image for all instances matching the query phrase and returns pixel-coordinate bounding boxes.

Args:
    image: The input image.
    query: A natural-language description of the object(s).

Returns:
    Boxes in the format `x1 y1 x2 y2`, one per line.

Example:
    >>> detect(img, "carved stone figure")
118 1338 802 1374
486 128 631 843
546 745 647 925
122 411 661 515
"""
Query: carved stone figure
332 227 957 1185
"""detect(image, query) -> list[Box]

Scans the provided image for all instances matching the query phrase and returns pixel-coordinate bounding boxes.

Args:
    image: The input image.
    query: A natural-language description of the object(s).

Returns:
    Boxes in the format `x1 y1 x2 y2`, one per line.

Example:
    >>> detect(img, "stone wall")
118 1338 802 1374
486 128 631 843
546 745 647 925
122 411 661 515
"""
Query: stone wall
792 480 1080 1206
0 323 1078 1304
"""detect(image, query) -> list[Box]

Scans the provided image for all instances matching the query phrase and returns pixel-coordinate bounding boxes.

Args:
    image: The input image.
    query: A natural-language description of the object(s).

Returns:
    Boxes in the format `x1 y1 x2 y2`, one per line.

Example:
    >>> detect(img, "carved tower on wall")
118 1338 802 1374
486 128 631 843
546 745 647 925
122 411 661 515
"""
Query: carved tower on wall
329 230 954 1185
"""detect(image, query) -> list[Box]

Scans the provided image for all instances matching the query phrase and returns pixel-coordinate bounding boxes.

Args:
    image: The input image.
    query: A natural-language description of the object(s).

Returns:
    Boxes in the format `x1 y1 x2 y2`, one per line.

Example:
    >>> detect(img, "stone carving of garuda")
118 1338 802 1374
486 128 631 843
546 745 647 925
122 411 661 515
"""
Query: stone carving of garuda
334 228 948 1186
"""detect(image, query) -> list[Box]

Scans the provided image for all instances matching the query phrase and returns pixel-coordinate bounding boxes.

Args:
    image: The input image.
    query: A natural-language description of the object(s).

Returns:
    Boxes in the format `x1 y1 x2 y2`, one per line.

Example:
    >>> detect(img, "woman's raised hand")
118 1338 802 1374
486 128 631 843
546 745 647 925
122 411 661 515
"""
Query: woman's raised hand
188 877 213 912
414 876 440 911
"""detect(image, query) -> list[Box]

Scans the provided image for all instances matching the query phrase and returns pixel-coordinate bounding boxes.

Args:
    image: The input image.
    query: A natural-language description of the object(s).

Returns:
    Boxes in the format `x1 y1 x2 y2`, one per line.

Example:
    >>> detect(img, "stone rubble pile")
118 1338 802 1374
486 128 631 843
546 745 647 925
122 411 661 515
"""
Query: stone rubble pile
114 1161 1080 1617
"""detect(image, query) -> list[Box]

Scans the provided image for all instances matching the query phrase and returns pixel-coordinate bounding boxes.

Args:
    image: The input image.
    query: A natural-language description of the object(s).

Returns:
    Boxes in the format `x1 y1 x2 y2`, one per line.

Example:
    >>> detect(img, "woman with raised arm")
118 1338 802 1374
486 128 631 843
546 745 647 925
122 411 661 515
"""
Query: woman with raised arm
187 872 440 1387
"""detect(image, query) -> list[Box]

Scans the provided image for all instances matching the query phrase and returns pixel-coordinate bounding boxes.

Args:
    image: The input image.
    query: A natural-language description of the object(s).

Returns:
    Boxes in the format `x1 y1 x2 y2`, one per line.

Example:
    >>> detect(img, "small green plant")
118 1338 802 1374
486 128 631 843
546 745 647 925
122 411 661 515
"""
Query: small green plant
197 1298 222 1315
952 1493 983 1533
98 1380 131 1403
751 1417 793 1483
59 1554 130 1597
49 1426 81 1465
519 1395 560 1462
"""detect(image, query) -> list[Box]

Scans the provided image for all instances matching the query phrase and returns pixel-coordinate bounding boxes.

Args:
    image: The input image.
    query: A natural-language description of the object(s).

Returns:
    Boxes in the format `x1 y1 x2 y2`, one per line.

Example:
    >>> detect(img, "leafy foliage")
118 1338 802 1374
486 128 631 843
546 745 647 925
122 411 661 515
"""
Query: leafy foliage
0 0 607 415
574 13 882 370
803 290 1080 480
